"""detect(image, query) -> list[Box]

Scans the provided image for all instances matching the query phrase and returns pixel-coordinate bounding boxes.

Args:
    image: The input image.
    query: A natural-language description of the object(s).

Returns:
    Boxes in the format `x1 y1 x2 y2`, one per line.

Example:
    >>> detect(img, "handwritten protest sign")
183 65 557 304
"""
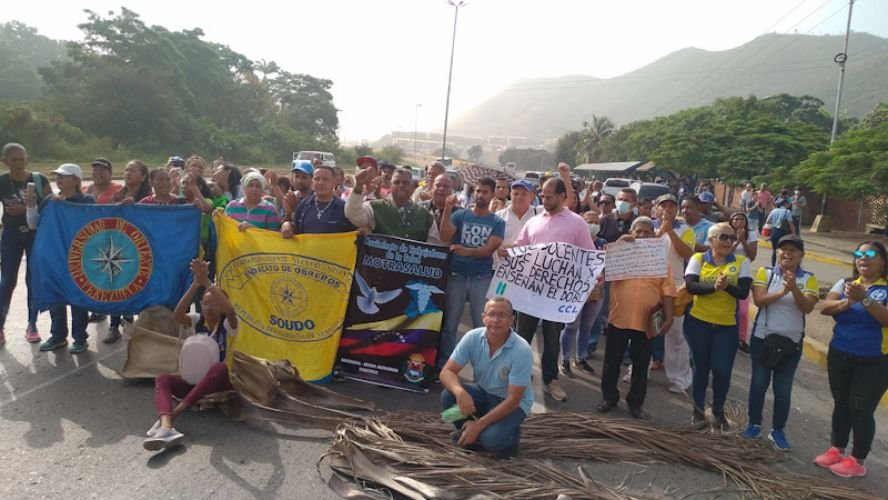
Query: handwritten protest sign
604 238 668 282
488 242 605 323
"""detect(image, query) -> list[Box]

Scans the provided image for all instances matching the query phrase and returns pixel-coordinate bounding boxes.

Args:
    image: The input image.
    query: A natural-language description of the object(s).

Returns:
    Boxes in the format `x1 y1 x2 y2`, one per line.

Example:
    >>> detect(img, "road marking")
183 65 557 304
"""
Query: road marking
0 345 127 407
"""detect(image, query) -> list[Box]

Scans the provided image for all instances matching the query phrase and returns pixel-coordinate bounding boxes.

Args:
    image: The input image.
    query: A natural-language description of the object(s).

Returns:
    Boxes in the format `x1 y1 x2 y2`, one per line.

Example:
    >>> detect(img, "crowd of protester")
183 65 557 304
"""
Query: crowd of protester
1 142 885 477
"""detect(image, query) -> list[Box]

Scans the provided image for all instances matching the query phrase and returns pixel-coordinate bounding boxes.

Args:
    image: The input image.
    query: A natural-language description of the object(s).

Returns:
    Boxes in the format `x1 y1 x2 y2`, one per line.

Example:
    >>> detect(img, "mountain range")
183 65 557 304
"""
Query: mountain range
449 33 888 142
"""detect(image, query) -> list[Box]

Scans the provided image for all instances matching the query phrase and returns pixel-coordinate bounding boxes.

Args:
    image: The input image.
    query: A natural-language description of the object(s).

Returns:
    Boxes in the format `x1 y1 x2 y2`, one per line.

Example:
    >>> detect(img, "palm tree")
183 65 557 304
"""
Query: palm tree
576 115 615 164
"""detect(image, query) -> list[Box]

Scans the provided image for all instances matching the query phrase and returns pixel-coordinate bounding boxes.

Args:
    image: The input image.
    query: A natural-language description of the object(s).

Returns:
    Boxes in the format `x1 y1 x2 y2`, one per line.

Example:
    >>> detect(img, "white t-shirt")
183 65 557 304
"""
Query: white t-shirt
751 267 818 342
496 205 544 246
733 230 758 258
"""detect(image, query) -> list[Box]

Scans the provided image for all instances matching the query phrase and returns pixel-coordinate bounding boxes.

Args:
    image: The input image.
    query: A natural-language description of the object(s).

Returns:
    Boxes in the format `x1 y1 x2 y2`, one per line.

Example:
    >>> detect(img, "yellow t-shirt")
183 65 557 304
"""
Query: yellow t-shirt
685 252 751 325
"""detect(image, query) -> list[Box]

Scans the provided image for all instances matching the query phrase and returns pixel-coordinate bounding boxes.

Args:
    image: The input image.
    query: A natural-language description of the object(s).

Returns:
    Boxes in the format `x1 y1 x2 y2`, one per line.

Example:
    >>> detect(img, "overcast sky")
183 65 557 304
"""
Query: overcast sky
4 0 886 143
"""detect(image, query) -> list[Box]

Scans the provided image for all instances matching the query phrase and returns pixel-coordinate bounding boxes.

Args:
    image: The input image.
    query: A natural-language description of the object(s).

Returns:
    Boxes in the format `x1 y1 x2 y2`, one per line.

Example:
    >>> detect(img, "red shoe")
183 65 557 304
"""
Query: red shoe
650 360 664 370
829 456 866 478
25 325 41 343
814 447 845 468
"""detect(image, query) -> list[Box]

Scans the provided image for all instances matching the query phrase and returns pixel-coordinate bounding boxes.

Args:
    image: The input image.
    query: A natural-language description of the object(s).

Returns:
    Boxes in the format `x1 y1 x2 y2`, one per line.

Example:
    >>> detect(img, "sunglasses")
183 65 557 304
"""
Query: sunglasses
716 233 737 242
598 200 613 206
854 249 878 259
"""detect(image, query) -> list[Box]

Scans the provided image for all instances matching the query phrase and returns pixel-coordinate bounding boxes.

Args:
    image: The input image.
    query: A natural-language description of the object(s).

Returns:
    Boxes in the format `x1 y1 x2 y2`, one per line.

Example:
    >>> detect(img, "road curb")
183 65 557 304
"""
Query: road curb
758 240 850 268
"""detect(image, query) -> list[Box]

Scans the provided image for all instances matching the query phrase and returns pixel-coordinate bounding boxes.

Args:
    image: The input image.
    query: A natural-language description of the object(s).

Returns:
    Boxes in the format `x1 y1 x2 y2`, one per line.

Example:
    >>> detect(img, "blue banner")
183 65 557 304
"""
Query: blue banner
32 201 201 314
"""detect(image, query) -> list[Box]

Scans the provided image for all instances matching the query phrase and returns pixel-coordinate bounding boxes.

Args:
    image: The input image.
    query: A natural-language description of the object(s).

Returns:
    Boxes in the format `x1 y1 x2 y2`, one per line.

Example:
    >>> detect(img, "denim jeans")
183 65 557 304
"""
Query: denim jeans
439 272 492 368
586 282 610 355
517 312 562 385
827 347 888 460
441 383 526 457
49 305 89 342
792 216 801 235
683 314 739 412
601 325 653 407
561 299 604 362
0 225 38 329
747 335 801 429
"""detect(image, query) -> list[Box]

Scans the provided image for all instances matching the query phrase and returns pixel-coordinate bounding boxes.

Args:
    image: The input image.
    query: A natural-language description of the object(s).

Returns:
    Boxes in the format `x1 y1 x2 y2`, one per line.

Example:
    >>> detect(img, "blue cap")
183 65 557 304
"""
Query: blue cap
291 160 314 176
698 191 715 204
511 179 534 191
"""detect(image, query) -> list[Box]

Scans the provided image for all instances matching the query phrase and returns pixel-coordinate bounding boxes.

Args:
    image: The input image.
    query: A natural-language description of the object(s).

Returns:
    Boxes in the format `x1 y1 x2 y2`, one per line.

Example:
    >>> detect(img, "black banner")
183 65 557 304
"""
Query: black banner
335 234 451 392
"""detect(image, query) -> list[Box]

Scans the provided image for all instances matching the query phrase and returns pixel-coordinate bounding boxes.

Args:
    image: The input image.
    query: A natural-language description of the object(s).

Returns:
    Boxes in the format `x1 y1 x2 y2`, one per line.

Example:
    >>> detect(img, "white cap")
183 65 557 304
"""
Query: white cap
52 163 83 180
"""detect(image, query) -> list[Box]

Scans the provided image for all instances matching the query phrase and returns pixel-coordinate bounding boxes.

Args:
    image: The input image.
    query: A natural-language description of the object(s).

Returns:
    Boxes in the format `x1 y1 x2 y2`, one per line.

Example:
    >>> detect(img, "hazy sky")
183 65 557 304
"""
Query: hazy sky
3 0 886 143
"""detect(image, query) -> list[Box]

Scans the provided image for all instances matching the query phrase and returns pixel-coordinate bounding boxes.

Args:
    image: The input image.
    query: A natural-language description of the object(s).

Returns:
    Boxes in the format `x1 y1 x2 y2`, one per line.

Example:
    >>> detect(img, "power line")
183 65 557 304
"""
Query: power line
650 0 840 116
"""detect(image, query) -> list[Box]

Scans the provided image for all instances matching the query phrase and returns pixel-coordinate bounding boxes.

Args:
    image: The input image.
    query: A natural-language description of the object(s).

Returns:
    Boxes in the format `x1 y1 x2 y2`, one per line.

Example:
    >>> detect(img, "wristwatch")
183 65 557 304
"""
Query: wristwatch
862 297 874 308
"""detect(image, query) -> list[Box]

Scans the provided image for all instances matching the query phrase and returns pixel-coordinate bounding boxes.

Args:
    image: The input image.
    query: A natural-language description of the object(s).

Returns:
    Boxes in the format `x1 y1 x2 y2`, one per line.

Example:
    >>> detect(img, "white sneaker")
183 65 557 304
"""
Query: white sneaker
146 420 161 437
668 384 686 394
544 380 568 401
143 427 185 451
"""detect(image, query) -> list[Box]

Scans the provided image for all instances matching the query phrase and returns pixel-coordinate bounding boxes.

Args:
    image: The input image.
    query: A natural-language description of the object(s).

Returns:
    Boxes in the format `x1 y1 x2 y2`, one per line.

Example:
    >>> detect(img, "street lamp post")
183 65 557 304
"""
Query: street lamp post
440 0 465 163
414 103 422 165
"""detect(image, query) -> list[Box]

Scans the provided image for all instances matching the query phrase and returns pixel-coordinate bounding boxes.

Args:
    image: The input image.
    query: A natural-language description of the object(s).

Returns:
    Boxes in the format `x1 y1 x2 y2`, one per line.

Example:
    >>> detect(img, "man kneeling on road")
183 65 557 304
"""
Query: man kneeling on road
439 297 533 458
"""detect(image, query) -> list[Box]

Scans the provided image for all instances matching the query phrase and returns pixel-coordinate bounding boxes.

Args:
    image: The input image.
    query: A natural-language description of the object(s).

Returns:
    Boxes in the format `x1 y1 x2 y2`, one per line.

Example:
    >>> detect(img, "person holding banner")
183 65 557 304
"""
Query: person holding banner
346 166 434 241
281 165 355 236
503 177 596 402
225 172 281 231
25 164 96 353
143 259 238 451
597 217 676 418
438 178 505 371
683 223 752 430
440 297 532 458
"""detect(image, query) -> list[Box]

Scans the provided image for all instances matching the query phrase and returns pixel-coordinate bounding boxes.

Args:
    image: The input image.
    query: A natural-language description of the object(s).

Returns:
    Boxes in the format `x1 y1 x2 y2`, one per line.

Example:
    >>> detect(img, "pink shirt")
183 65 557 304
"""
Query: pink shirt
514 208 596 249
756 190 772 208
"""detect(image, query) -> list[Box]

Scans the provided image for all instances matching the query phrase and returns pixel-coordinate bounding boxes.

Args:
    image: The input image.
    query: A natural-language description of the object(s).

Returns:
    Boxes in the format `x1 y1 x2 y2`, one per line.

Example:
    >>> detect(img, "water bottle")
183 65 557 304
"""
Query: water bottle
440 404 465 423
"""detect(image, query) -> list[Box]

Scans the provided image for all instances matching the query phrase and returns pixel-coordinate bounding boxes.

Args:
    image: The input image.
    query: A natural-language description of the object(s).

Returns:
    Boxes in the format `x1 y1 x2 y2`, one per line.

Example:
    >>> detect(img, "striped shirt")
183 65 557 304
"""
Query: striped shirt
225 198 281 230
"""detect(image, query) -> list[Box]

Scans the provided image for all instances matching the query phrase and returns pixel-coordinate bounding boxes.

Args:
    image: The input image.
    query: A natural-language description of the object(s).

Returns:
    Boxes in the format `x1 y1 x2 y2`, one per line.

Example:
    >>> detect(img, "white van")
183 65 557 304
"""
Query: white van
293 151 336 168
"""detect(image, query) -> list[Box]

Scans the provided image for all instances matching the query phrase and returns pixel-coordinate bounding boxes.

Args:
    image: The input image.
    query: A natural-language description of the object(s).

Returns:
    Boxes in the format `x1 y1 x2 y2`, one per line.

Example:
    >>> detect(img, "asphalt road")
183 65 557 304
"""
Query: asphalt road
1 261 886 499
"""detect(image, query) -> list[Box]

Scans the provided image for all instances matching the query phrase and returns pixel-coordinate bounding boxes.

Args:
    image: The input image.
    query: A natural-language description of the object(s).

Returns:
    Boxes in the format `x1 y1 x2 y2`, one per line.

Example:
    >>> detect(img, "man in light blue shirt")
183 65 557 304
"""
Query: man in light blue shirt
439 297 533 458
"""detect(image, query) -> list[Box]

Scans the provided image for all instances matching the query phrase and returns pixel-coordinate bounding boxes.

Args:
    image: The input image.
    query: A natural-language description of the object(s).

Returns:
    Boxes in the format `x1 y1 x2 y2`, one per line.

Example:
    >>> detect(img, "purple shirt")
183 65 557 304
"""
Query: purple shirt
514 208 596 249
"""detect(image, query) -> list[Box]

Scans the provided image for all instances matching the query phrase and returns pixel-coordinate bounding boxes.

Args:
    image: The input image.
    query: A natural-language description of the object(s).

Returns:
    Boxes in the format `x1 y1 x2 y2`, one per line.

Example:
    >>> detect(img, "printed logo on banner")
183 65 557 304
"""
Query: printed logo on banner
218 252 351 343
495 281 507 295
68 218 153 302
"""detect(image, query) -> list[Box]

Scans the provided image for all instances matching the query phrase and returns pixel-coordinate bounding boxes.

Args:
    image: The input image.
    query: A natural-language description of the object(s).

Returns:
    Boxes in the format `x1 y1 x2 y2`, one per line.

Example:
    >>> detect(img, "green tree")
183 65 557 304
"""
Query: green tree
467 145 483 163
792 115 888 198
377 145 404 164
576 115 615 164
554 130 582 164
498 148 553 170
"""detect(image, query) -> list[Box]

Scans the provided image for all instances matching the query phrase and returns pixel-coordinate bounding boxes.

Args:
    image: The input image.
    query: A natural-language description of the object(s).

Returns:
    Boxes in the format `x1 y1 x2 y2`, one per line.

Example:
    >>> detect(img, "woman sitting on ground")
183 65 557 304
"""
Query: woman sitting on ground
143 259 238 451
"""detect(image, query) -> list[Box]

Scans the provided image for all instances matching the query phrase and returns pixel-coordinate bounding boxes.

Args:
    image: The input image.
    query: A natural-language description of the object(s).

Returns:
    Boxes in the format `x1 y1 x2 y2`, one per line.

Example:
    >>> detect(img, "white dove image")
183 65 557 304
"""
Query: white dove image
405 282 445 314
354 272 402 315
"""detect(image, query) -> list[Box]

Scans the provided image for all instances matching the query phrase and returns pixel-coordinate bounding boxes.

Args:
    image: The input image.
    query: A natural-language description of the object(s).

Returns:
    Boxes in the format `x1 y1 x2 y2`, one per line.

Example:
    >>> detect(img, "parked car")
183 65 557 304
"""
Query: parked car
629 181 672 201
293 151 336 167
601 177 632 197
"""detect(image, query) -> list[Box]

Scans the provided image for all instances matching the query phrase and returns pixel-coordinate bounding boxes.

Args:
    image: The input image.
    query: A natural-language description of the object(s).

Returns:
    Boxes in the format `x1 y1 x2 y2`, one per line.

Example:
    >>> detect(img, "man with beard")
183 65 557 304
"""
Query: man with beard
500 177 596 402
438 178 505 370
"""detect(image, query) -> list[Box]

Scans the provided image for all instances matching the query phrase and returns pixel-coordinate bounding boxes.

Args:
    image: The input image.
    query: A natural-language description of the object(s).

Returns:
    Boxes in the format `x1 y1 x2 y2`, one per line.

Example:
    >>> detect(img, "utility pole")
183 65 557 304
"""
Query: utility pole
821 0 854 216
441 1 465 162
413 103 421 165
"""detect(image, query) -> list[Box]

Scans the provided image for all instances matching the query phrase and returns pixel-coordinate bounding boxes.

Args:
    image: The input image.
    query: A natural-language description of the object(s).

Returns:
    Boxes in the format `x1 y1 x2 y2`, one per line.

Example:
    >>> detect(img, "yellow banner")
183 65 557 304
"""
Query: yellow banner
214 213 357 382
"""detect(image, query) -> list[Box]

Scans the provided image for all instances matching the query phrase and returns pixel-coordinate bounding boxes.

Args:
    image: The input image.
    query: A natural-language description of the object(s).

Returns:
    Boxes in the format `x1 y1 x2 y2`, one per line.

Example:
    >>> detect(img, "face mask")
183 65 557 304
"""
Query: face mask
615 200 631 214
587 223 600 237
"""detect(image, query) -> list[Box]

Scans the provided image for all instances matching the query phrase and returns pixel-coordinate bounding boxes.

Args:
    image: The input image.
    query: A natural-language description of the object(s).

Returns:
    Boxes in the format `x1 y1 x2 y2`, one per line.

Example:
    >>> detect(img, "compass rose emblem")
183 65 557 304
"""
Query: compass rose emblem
68 218 153 302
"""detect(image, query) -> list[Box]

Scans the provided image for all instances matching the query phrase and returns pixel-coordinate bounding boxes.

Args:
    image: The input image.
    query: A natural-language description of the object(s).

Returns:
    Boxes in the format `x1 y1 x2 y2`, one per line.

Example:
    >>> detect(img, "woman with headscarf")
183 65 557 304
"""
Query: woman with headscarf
224 171 281 231
814 241 888 478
